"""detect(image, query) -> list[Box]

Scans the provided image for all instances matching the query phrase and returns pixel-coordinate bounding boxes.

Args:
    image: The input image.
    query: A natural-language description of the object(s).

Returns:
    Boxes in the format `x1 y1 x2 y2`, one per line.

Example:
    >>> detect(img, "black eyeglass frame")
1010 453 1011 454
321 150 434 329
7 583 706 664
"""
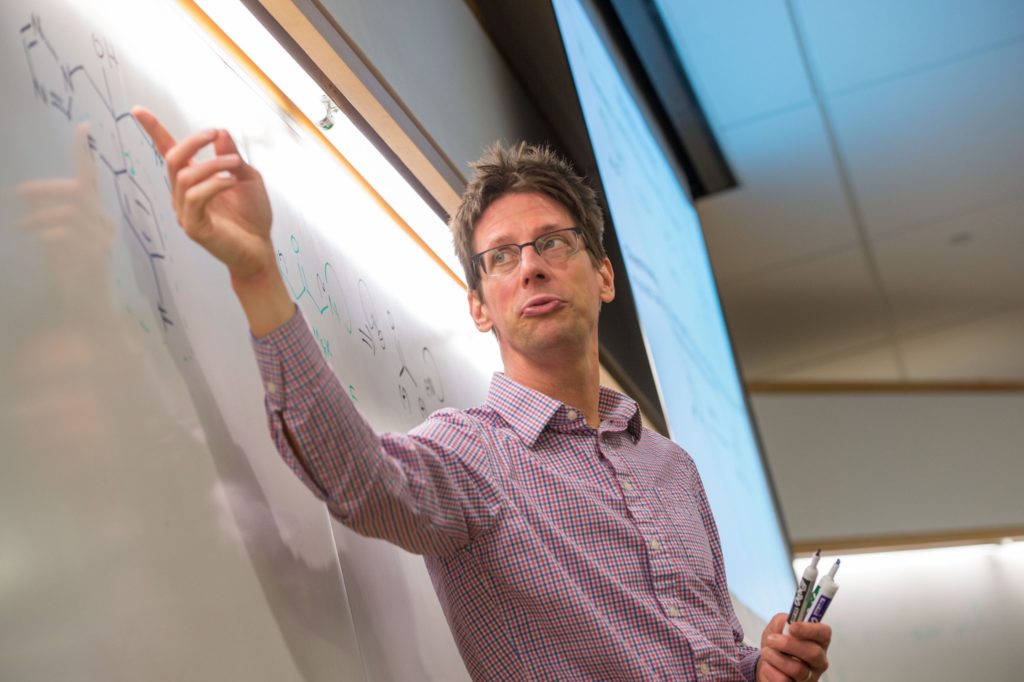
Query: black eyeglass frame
470 227 588 279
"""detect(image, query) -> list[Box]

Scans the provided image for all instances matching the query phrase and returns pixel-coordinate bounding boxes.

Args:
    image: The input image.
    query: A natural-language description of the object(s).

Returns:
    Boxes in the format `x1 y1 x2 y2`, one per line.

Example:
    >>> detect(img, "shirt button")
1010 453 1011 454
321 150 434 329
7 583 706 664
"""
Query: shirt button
667 604 680 617
266 382 277 395
621 480 634 492
566 409 578 421
649 538 660 551
699 661 710 675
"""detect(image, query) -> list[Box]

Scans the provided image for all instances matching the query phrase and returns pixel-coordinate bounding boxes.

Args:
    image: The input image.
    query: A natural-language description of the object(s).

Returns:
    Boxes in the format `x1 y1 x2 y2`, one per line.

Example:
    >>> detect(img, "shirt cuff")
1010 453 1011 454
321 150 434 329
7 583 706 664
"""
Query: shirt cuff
741 648 761 682
250 305 330 409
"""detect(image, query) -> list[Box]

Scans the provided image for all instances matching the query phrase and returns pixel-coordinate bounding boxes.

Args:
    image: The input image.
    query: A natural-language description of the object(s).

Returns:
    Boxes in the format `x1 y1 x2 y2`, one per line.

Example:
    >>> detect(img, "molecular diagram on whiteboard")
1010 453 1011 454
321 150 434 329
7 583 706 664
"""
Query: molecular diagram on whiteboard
20 10 448 420
20 12 176 330
279 234 446 420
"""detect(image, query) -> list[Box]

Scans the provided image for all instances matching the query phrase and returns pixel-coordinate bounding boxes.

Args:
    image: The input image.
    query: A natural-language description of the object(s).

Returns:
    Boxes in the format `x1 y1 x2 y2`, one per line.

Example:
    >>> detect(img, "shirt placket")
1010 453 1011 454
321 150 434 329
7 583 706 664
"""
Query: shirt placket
598 425 719 682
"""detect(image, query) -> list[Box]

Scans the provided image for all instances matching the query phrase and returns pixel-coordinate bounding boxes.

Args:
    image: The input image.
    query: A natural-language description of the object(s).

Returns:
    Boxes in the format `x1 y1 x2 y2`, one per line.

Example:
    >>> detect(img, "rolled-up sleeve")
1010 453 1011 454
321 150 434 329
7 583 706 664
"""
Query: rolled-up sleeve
251 307 502 556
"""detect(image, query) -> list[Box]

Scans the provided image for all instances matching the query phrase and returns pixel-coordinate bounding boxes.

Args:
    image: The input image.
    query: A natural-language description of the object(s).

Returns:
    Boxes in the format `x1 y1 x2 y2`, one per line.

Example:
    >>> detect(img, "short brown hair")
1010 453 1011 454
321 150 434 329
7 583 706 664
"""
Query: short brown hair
450 141 607 292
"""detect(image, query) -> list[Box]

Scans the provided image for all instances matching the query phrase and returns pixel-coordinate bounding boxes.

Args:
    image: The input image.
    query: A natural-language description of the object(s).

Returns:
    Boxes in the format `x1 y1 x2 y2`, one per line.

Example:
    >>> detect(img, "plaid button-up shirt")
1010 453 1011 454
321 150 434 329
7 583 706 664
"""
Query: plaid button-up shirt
254 309 760 681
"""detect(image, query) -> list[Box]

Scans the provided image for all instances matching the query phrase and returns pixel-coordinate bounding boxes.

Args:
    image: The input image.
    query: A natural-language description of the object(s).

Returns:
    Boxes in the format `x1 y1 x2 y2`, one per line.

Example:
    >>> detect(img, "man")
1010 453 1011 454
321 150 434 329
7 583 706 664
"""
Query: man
133 106 831 682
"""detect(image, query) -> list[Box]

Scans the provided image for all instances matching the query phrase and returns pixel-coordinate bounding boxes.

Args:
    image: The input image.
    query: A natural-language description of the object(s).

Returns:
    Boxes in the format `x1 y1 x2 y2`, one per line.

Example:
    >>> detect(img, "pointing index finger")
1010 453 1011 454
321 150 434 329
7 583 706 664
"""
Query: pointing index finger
131 106 176 157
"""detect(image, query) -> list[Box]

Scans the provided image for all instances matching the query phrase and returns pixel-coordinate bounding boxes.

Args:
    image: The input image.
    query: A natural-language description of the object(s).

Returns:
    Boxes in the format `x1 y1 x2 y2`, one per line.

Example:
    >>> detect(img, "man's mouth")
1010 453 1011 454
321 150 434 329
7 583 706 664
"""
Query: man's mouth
521 295 565 317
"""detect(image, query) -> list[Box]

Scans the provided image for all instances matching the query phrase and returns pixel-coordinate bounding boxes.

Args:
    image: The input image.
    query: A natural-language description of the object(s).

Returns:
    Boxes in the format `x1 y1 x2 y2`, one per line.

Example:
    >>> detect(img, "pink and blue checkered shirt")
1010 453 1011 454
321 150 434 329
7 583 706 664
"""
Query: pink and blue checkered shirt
253 309 760 681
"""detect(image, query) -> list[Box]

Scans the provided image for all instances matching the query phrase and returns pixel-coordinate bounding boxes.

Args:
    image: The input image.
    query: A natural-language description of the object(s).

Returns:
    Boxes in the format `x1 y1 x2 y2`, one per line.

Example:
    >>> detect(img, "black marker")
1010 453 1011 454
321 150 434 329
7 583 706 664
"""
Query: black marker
787 549 821 625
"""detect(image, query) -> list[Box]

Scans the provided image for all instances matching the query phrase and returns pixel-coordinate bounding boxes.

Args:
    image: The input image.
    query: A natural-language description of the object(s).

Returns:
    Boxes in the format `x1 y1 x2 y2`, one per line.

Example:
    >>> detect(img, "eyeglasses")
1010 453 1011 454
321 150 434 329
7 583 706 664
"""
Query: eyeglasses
471 227 586 279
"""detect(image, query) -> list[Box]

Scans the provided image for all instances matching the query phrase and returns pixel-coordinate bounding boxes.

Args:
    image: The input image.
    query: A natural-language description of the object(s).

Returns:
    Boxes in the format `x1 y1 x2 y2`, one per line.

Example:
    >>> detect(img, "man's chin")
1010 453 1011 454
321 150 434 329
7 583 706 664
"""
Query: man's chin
515 325 587 356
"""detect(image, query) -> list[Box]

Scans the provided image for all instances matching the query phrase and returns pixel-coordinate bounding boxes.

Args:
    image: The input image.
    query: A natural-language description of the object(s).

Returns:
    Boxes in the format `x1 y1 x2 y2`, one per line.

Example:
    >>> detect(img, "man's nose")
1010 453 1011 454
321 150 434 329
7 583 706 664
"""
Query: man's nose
518 244 550 283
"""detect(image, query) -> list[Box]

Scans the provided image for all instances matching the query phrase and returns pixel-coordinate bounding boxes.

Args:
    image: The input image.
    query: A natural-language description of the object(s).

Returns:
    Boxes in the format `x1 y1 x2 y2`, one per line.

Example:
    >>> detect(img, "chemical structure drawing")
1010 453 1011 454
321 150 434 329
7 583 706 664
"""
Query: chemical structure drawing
20 7 450 420
20 12 176 329
279 234 447 419
278 234 352 334
356 278 386 356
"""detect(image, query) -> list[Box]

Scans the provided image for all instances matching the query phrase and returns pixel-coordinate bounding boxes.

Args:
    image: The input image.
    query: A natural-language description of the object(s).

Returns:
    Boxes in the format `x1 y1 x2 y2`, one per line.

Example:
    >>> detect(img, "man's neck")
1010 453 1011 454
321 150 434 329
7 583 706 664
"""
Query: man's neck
502 342 602 428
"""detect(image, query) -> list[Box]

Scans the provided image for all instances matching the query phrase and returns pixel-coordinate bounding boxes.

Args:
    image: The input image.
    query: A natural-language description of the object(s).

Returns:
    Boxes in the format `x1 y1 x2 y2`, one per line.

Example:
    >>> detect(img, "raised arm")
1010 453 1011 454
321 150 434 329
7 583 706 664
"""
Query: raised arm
254 309 502 555
133 108 502 556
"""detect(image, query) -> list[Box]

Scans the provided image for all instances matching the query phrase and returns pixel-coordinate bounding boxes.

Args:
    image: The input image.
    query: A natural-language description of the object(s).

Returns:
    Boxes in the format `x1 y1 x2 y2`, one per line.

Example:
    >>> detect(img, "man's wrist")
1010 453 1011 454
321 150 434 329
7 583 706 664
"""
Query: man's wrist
231 267 295 337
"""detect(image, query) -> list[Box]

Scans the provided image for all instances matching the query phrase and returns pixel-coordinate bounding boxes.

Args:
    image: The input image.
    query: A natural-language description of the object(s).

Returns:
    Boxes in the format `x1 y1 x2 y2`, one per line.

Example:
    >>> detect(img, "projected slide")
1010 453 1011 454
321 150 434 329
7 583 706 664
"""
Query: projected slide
552 0 793 621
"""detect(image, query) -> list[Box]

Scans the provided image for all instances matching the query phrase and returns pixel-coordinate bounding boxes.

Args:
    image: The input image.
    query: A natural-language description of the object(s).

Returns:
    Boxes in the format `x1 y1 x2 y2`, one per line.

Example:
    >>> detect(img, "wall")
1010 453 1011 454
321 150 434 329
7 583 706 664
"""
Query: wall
794 542 1024 682
316 0 550 179
752 392 1024 544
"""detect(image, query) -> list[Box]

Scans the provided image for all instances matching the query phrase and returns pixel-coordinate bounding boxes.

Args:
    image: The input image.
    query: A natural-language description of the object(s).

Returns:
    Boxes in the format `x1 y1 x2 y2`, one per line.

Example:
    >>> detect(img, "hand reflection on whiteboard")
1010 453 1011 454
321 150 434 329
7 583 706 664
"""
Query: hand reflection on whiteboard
15 122 117 322
8 122 127 451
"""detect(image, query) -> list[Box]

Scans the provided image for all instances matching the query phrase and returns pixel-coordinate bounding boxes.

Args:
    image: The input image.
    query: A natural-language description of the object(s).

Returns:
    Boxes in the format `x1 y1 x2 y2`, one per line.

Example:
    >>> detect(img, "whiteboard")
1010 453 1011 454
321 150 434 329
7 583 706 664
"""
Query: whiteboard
0 1 497 679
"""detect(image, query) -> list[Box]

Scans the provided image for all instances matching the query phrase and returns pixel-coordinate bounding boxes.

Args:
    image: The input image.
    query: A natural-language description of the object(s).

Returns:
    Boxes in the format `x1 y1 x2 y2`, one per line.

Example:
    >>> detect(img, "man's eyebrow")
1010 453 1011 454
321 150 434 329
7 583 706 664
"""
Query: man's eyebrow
481 233 513 249
483 224 568 249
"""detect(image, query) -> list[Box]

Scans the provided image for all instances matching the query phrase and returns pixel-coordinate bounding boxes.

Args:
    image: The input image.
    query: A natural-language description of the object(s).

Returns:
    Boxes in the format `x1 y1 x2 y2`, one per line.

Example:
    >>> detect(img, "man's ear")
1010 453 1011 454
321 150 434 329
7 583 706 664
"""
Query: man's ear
468 287 493 333
599 257 615 303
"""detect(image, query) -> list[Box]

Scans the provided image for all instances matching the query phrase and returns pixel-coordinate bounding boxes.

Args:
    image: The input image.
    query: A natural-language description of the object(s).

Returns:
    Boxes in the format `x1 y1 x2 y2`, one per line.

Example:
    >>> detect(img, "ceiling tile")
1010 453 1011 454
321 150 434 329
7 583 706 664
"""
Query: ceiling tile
718 246 891 377
829 41 1024 235
697 105 859 281
766 342 903 382
874 196 1024 333
900 306 1024 380
795 0 1024 95
652 0 813 128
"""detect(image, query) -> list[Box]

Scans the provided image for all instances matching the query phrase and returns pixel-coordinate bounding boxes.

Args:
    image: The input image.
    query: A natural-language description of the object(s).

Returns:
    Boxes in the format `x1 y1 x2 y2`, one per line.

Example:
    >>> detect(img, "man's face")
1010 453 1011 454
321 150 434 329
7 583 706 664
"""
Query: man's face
467 191 614 364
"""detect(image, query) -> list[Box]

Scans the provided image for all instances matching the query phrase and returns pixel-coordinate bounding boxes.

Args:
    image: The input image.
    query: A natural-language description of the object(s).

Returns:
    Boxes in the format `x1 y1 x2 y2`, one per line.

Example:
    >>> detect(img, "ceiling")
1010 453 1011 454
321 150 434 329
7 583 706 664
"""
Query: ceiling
655 0 1024 383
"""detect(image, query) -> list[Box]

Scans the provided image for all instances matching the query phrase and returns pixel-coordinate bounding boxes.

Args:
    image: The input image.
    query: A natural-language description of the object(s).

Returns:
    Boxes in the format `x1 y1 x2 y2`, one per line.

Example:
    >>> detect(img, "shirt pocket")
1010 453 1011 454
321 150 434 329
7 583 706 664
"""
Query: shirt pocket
664 484 717 585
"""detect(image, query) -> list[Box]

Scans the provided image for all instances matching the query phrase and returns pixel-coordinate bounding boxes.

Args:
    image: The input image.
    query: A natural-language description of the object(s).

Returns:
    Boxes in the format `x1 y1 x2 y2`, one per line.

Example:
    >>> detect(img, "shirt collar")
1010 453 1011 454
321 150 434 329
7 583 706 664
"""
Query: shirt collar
598 384 644 443
485 372 643 447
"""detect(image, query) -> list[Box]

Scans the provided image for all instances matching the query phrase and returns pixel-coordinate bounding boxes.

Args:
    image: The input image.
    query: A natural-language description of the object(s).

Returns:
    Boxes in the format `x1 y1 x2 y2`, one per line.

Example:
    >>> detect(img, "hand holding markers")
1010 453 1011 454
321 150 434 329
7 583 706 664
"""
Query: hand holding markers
756 550 838 682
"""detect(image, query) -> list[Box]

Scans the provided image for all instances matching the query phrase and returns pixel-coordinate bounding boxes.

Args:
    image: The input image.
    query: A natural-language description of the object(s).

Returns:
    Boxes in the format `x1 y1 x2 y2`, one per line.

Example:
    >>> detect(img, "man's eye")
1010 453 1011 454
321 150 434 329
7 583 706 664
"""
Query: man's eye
490 249 514 266
540 235 569 251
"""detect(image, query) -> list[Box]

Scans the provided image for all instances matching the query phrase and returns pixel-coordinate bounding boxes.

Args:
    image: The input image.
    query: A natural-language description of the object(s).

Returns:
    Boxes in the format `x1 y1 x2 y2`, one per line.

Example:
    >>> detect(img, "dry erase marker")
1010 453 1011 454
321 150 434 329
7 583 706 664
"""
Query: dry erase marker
802 557 840 621
788 549 821 624
806 559 840 623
